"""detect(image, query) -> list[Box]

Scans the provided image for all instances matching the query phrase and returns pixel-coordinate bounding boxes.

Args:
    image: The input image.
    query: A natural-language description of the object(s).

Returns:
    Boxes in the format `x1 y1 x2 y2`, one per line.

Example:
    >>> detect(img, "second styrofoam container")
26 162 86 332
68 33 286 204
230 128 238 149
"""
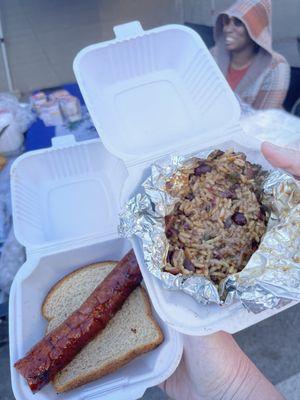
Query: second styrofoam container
73 21 298 335
9 137 182 400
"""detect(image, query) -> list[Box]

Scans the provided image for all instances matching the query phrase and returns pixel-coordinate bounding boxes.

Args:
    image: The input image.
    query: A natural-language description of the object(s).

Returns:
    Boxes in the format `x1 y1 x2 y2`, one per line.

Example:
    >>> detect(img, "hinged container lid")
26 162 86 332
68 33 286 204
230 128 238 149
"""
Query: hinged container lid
73 21 241 168
11 135 128 255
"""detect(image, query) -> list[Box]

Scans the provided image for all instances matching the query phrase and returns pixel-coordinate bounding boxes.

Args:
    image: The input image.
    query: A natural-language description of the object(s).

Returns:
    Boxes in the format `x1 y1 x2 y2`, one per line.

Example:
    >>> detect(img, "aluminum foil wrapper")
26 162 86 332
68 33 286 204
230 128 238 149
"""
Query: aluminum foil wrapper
119 153 300 313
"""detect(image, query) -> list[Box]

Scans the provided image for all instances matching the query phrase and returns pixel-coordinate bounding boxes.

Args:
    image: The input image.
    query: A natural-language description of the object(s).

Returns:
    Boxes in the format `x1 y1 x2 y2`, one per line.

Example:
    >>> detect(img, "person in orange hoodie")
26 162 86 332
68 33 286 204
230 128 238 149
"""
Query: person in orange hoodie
211 0 290 109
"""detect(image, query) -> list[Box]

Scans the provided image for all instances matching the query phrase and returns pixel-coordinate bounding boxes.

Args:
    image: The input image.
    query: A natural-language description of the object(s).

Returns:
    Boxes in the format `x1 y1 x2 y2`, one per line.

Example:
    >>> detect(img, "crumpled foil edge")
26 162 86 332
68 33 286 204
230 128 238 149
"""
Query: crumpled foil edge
119 153 300 313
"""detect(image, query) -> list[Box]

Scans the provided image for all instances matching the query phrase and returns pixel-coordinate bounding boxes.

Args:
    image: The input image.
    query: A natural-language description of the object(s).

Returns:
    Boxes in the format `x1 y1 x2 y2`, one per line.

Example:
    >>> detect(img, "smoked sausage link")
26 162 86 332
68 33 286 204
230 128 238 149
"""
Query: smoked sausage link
14 250 142 392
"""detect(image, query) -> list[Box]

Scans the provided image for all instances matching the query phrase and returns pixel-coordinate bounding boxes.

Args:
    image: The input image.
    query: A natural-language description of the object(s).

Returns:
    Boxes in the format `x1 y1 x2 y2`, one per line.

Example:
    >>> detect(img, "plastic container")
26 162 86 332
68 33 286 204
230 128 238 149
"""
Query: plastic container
9 135 182 400
38 99 64 127
60 96 82 123
73 21 297 335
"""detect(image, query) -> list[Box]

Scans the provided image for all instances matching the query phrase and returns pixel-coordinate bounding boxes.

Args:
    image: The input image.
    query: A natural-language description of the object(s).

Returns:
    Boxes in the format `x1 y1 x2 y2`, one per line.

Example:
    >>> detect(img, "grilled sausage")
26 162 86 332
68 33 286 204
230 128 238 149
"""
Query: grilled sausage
14 250 142 392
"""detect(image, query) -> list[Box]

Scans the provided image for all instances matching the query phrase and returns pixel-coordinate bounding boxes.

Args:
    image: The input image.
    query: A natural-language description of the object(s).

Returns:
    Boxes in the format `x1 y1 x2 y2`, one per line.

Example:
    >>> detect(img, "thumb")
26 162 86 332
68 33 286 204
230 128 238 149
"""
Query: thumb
261 142 300 178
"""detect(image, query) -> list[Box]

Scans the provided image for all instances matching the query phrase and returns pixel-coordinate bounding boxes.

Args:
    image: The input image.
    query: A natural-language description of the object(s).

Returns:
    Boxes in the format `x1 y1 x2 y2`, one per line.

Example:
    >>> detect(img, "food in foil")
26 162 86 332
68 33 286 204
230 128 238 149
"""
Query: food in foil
164 149 269 285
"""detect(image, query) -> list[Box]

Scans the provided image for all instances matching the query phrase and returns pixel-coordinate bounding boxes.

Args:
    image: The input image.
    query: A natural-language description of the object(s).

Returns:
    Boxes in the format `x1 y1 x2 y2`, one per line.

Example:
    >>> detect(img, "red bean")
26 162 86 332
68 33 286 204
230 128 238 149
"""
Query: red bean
220 190 236 199
194 163 212 176
183 258 196 272
232 212 247 226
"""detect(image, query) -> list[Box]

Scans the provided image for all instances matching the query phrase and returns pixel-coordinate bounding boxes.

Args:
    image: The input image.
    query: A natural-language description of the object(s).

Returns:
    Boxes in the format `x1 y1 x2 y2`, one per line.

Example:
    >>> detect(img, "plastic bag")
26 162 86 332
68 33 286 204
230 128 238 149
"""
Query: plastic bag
0 93 35 155
240 109 300 149
0 92 35 133
0 157 25 299
0 157 13 244
0 228 26 296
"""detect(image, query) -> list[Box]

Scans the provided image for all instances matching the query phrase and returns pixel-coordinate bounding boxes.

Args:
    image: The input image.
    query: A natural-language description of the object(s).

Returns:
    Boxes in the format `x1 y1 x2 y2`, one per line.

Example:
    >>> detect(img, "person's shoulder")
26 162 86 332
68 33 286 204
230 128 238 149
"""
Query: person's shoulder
263 52 290 90
270 52 290 71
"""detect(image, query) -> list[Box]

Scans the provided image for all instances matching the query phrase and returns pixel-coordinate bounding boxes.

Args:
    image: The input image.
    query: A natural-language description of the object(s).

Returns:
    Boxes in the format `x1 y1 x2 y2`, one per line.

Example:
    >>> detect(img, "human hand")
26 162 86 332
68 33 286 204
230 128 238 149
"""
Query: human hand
261 141 300 178
160 332 284 400
160 332 249 400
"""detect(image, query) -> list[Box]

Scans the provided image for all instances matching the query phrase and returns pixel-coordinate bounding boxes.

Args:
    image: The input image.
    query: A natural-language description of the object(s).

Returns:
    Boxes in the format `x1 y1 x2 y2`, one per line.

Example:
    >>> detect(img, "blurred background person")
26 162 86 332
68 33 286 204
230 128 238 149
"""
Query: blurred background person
211 0 290 109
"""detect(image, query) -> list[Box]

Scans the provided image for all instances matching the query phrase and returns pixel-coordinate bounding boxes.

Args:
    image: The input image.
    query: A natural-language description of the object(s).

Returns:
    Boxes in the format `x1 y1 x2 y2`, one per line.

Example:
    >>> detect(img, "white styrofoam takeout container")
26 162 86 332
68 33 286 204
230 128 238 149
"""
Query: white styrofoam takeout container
9 19 297 400
9 136 183 400
73 21 297 335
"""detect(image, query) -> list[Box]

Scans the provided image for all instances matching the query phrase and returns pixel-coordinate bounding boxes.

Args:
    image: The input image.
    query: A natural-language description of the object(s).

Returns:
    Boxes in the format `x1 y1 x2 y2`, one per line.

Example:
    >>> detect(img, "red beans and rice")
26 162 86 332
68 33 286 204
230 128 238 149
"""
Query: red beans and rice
164 149 269 285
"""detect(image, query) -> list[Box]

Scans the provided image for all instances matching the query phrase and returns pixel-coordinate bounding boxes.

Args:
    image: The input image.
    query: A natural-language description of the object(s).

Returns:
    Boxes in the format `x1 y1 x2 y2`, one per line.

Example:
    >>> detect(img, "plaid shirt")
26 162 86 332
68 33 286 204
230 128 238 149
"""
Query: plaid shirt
211 0 290 109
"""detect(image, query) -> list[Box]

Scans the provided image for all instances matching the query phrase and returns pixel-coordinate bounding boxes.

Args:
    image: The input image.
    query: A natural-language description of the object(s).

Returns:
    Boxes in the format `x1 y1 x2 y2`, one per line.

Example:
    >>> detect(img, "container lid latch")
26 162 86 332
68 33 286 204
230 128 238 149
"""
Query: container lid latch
113 21 144 40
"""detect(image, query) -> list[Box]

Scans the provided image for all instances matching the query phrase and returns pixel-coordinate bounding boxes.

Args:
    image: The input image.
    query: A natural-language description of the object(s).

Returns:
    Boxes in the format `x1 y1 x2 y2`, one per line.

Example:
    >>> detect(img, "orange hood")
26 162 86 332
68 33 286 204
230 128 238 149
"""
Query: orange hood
214 0 273 56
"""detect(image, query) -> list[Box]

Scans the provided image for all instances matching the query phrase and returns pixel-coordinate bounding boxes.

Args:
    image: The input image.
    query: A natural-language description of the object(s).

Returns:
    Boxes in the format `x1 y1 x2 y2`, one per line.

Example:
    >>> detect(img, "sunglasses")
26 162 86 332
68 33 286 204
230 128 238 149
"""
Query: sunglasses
222 15 244 28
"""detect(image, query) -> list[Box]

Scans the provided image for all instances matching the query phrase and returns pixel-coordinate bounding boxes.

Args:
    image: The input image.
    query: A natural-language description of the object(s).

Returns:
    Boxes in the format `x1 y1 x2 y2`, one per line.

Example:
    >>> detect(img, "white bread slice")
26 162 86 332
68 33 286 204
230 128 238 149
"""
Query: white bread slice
42 261 164 393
